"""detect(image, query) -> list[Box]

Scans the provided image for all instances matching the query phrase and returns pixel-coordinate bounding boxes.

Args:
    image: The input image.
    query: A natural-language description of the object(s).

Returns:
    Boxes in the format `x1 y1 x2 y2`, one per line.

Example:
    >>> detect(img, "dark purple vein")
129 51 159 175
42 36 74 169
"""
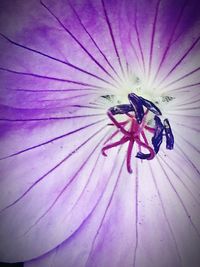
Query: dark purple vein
153 0 188 83
44 150 123 257
172 104 200 112
163 67 200 89
172 93 200 107
158 35 200 87
0 66 100 87
165 150 200 190
0 113 105 122
39 93 95 102
173 129 200 153
101 0 124 74
23 129 109 234
159 155 200 205
134 5 146 75
60 104 104 110
170 106 200 112
62 148 107 225
169 119 200 132
84 155 126 267
173 147 200 190
129 32 143 72
148 0 161 78
11 88 97 93
157 157 200 238
40 0 115 82
0 118 106 160
133 161 139 267
68 0 120 79
0 124 107 214
166 112 200 118
165 82 200 93
0 33 111 86
149 163 182 265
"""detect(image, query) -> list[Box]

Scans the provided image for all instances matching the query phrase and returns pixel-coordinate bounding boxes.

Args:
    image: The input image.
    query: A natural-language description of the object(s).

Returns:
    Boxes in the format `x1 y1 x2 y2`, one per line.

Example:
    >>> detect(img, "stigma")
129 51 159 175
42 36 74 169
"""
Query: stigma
102 93 174 174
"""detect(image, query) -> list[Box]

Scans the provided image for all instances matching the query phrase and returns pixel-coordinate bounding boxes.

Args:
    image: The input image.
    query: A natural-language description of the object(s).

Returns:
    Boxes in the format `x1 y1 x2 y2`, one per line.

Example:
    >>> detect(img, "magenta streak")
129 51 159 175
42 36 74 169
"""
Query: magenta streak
107 111 131 136
103 120 129 145
104 108 157 172
126 119 137 173
103 129 120 145
102 136 129 156
141 131 148 145
127 138 135 173
144 125 155 133
133 111 148 137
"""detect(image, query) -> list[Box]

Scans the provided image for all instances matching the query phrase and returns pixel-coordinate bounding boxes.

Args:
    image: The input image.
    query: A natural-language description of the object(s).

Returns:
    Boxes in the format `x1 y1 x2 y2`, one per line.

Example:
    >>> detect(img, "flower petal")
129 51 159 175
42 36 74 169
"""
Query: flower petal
0 0 200 266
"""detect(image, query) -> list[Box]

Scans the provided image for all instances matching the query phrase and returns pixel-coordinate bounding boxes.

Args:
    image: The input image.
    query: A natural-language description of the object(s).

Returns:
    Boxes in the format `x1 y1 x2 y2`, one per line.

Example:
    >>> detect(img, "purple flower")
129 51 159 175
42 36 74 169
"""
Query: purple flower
0 0 200 266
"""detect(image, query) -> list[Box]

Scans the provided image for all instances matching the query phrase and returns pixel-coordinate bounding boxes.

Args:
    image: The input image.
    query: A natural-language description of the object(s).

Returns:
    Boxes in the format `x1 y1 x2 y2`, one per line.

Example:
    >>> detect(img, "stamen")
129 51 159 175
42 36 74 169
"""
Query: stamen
164 119 174 149
135 139 155 160
152 116 164 153
103 120 129 145
102 92 174 173
109 104 134 115
139 96 162 115
128 93 144 124
107 110 131 135
126 118 137 173
102 136 129 156
136 152 151 160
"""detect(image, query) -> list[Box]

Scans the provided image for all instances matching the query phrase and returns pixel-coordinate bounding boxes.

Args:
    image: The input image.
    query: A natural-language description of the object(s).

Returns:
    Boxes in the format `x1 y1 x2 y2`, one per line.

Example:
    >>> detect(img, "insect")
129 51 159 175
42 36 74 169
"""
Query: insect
102 93 174 173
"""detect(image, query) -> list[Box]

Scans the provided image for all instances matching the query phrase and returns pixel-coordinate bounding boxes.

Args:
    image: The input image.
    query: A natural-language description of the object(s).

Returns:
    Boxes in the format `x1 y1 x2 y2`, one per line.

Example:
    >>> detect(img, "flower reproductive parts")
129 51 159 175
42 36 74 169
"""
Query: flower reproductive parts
102 92 174 173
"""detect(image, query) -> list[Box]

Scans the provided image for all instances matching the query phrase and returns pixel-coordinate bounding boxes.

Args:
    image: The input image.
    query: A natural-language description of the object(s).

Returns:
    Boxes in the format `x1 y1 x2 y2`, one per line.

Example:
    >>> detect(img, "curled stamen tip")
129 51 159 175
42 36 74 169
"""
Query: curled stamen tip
101 149 107 157
128 168 133 174
108 104 133 115
136 152 151 160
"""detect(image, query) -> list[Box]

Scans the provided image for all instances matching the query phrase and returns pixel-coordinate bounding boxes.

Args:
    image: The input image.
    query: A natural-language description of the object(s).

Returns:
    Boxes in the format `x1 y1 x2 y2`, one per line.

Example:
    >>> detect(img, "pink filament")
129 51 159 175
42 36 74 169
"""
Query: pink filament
102 110 156 173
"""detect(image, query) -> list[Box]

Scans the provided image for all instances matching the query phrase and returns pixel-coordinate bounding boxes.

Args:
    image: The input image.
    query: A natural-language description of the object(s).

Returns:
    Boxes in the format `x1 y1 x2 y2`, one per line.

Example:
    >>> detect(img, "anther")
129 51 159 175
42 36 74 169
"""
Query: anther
152 116 164 153
163 119 174 150
103 92 174 174
109 104 134 115
139 96 162 116
128 93 144 124
136 152 151 159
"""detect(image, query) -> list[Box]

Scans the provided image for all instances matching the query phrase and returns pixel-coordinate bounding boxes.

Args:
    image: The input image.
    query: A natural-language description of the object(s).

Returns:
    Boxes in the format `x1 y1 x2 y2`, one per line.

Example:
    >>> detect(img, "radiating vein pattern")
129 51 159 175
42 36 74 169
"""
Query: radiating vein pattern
0 0 199 266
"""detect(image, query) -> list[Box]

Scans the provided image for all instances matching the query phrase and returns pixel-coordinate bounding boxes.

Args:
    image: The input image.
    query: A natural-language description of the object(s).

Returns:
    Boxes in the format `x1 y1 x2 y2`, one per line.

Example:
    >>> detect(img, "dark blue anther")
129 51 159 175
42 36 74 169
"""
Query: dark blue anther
139 96 162 116
128 93 144 124
152 116 164 153
136 152 151 159
163 119 174 150
109 104 134 115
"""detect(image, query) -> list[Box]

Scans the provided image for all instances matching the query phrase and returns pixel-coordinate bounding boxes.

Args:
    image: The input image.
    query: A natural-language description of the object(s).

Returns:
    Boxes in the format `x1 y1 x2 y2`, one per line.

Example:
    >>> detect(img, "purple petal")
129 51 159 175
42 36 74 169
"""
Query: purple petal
0 0 200 266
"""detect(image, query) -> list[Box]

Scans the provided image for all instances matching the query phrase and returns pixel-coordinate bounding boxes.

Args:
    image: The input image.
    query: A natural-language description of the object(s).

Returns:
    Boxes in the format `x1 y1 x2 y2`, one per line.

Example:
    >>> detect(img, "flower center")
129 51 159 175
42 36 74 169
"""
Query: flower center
102 92 174 174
